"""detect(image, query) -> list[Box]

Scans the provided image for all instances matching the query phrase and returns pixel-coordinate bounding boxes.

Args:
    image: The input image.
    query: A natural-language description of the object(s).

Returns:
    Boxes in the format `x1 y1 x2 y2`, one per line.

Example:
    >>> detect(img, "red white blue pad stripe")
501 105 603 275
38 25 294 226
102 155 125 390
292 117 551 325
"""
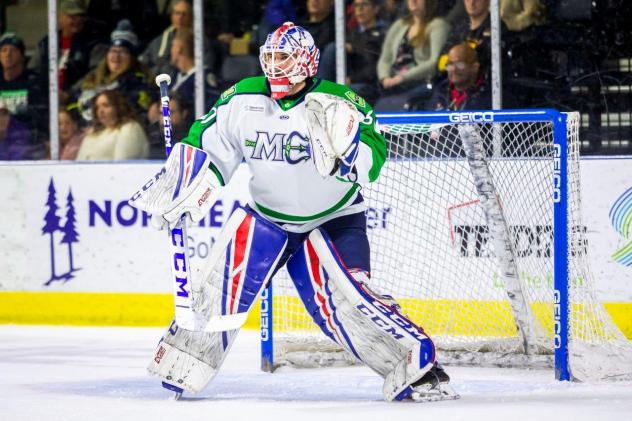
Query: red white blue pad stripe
287 240 361 359
212 207 287 328
289 229 436 401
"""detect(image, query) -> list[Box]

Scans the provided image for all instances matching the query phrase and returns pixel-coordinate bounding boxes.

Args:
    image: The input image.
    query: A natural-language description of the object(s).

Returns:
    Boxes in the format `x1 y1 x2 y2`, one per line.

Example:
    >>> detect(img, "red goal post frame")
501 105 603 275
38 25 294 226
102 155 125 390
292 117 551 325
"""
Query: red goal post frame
260 109 572 381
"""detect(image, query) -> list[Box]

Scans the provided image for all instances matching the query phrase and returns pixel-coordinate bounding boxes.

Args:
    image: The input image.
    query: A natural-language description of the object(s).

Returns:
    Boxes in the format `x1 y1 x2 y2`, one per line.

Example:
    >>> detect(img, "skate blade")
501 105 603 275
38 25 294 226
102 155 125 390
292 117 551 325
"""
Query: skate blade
410 384 460 402
162 381 184 400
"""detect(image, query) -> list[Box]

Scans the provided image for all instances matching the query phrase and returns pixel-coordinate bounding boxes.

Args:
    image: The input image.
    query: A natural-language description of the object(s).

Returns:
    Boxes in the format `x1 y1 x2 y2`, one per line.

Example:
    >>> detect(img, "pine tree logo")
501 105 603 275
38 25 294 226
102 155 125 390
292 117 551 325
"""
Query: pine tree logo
42 177 81 285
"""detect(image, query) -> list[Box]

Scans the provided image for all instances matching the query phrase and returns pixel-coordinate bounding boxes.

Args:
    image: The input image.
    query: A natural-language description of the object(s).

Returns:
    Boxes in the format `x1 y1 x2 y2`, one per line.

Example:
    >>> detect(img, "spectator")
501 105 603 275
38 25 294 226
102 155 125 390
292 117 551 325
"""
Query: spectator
35 0 103 99
300 0 336 48
76 90 149 160
139 0 193 76
501 0 546 32
0 105 36 160
438 0 504 74
146 28 219 125
426 42 490 110
346 0 387 103
0 32 47 153
146 93 193 159
57 108 85 160
375 0 450 111
167 28 218 105
300 0 336 80
72 20 155 122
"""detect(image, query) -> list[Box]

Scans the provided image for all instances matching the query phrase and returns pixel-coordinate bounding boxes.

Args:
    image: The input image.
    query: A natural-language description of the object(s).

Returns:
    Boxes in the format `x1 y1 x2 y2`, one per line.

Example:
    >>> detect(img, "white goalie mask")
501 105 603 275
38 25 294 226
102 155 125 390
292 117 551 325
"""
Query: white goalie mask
259 22 320 100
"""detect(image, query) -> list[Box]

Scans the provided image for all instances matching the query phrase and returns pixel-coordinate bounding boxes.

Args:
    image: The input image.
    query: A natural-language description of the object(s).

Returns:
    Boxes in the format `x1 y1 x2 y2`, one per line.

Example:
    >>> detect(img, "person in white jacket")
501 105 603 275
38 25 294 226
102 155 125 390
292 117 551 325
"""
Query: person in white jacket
76 89 148 160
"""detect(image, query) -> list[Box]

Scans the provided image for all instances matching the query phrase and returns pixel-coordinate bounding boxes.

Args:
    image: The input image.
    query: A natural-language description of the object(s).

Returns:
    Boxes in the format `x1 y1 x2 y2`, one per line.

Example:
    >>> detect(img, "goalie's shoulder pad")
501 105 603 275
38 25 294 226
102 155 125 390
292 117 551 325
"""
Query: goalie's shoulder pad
129 143 221 225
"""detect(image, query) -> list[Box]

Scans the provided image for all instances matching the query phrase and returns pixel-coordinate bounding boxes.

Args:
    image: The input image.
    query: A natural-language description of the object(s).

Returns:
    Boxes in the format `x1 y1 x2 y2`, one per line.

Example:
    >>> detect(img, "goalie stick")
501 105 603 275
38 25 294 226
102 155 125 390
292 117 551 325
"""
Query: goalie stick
155 74 197 331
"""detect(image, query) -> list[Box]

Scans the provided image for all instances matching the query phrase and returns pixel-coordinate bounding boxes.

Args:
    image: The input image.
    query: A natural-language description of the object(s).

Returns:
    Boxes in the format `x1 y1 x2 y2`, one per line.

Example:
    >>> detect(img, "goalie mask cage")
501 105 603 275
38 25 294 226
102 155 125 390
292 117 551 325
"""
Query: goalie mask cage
260 109 632 381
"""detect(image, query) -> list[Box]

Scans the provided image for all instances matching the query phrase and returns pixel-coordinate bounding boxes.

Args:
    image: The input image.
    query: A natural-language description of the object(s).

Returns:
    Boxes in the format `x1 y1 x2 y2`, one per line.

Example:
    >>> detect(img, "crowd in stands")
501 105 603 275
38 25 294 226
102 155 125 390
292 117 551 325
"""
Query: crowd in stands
1 0 560 161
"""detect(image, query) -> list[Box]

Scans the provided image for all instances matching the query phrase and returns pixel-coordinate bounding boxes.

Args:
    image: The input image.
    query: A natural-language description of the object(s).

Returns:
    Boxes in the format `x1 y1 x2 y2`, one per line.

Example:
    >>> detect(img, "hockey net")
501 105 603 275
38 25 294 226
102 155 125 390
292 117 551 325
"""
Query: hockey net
266 111 632 380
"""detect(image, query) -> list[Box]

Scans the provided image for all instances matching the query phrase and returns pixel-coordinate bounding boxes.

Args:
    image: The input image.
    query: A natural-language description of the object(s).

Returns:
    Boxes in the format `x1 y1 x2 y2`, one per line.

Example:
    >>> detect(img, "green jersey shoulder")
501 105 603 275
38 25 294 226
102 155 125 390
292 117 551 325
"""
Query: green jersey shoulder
311 79 372 115
218 76 269 103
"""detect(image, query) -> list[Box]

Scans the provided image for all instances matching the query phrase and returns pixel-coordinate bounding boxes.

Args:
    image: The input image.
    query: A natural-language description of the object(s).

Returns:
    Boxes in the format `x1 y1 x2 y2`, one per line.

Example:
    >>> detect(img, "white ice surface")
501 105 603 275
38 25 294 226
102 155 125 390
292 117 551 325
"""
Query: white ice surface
2 325 631 421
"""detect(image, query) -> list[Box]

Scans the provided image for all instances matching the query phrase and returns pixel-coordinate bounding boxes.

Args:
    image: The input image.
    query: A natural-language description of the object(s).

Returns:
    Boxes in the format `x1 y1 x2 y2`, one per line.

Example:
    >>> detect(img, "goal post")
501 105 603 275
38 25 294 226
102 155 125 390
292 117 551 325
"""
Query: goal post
260 109 632 382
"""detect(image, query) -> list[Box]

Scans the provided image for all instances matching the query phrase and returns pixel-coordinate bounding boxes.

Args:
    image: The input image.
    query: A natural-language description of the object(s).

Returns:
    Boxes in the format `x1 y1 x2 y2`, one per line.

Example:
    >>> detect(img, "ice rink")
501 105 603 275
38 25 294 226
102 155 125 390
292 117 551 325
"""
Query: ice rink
2 325 631 421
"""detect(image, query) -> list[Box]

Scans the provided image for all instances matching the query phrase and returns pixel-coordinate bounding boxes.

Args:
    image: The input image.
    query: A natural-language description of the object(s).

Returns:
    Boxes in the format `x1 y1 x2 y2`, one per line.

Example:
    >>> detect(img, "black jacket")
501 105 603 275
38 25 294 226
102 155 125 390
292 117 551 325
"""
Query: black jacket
0 68 47 137
347 22 387 85
299 12 336 49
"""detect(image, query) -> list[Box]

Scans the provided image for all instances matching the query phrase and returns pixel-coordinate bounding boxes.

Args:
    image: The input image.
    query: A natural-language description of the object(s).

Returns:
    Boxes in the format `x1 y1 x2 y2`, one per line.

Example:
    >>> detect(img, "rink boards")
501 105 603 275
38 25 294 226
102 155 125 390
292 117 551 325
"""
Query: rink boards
0 159 631 337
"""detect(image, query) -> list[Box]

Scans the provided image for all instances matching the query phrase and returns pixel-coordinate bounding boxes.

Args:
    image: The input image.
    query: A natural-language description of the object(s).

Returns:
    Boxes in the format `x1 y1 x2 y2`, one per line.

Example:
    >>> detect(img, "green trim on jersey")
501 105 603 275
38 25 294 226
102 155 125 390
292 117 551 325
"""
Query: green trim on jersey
311 80 387 182
254 184 360 222
208 161 225 186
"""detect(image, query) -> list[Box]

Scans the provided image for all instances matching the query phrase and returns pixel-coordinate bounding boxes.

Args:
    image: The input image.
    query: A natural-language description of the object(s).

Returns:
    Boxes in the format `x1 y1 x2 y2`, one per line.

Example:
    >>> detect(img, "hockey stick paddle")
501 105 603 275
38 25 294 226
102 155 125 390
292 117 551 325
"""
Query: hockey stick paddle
155 74 199 331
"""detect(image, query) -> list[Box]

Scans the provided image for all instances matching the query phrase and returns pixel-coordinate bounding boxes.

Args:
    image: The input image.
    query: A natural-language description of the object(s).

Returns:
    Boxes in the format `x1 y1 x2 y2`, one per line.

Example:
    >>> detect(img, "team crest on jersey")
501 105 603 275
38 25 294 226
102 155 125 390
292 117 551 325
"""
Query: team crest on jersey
245 131 310 164
221 85 237 100
344 91 366 108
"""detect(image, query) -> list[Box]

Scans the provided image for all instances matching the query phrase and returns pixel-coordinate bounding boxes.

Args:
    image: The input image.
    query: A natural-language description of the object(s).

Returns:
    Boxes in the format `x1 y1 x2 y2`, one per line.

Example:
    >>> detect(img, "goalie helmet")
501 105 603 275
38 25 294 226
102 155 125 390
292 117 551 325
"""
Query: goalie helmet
259 22 320 100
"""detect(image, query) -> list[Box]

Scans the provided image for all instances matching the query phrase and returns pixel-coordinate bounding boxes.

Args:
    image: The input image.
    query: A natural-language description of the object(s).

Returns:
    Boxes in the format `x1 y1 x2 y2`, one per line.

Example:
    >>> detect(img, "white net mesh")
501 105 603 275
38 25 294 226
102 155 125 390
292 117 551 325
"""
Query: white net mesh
269 112 632 380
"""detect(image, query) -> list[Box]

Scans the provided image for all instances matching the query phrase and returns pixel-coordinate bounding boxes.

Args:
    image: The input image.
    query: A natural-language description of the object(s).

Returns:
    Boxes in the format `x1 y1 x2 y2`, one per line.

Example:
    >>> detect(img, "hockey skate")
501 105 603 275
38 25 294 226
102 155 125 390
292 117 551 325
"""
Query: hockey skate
409 362 460 402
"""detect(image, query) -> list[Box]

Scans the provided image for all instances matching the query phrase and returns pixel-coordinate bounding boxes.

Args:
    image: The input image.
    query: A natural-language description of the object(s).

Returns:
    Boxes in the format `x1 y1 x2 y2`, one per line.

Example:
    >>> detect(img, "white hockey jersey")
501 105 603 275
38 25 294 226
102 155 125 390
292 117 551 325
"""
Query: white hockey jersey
181 76 386 231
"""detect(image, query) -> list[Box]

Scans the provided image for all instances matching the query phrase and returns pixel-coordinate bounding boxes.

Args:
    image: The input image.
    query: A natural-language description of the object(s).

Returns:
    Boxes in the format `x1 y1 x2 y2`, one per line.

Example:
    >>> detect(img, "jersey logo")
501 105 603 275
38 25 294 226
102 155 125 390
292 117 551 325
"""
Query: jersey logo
344 91 366 108
246 130 309 164
221 85 237 100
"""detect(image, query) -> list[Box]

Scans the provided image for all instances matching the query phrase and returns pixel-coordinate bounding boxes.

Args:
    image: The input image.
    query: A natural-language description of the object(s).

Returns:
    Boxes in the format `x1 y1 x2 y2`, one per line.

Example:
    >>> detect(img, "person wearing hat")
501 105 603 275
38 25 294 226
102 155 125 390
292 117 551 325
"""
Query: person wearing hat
0 33 28 87
35 0 104 95
0 31 47 158
71 20 155 122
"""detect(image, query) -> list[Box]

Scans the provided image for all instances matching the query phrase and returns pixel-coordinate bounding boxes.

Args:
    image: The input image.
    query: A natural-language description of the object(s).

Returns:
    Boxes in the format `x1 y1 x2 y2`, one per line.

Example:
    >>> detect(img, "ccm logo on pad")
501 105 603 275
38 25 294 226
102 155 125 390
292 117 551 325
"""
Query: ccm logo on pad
198 188 212 206
154 346 166 364
448 112 494 123
345 117 356 135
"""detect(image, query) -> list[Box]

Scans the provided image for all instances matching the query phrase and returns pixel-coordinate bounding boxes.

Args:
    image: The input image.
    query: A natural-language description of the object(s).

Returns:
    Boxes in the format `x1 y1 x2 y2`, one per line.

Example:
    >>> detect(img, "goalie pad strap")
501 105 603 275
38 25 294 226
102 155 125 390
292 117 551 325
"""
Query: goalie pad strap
286 229 435 401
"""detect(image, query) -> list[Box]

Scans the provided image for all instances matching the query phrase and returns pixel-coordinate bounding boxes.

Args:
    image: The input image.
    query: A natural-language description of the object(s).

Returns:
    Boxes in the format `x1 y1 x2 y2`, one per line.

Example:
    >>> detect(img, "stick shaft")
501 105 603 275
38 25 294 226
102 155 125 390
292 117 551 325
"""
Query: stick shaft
157 81 174 157
156 76 197 331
